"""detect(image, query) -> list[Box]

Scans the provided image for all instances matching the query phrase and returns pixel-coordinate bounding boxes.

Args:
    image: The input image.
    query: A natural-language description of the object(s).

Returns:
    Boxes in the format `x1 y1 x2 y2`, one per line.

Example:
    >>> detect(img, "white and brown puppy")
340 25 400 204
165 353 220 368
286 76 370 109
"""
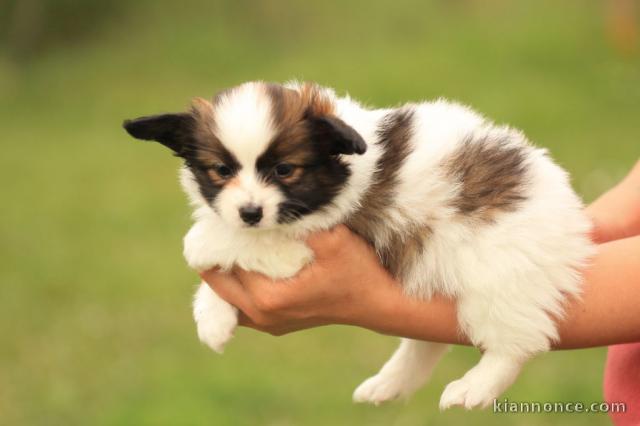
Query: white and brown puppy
123 81 594 409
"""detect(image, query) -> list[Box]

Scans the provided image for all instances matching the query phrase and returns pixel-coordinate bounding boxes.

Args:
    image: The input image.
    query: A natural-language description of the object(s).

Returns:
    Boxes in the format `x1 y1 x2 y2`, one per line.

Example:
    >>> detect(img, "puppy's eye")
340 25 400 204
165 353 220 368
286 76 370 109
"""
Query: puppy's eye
214 164 233 179
274 163 294 178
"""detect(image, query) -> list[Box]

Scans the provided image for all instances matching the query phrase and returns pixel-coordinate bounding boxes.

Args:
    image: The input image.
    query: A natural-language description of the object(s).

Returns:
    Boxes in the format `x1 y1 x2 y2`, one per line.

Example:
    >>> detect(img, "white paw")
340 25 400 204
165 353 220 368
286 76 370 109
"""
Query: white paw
439 353 522 410
196 312 237 354
439 376 495 410
185 254 217 272
183 240 218 272
353 374 409 405
183 222 221 272
193 287 239 354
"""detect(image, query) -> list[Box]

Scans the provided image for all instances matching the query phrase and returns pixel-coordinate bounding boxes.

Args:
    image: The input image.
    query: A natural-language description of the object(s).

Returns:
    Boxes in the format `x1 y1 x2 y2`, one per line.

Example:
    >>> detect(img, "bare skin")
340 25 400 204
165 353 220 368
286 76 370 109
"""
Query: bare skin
201 160 640 349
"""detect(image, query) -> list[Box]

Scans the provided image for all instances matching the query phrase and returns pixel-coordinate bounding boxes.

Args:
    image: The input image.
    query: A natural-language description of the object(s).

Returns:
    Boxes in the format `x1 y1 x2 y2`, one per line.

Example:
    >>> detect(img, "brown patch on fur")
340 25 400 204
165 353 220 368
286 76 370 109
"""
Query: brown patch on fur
298 82 335 117
347 107 429 278
280 166 304 184
265 82 335 131
379 226 433 279
183 98 239 170
190 97 215 122
260 82 340 168
445 130 529 222
206 169 232 186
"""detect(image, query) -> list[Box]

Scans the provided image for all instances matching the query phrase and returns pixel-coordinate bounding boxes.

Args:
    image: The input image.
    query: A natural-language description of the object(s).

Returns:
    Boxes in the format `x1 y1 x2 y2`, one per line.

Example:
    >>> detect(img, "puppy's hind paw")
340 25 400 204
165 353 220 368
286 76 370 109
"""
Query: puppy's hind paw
439 377 495 411
353 374 406 406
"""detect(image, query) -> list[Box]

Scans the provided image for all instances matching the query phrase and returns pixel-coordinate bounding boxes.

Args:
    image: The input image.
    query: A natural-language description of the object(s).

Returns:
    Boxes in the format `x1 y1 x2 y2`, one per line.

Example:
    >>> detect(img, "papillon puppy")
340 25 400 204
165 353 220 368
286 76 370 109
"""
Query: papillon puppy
124 81 593 409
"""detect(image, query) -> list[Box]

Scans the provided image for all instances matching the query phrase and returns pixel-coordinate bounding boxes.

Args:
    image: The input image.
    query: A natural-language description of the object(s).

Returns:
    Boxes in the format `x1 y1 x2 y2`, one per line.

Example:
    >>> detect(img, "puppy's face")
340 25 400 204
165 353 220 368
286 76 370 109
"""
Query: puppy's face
124 82 366 229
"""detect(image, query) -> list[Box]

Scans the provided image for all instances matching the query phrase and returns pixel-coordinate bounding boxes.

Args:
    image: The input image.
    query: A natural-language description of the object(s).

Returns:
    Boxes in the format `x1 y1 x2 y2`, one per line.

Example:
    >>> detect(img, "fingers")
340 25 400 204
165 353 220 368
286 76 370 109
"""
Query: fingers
305 224 352 258
237 310 258 328
200 268 252 313
232 267 293 313
232 267 274 291
200 268 279 331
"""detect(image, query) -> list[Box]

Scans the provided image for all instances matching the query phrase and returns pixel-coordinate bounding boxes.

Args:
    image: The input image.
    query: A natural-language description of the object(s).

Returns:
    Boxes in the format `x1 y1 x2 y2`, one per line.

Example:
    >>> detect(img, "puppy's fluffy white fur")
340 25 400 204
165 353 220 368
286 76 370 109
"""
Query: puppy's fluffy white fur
169 82 592 409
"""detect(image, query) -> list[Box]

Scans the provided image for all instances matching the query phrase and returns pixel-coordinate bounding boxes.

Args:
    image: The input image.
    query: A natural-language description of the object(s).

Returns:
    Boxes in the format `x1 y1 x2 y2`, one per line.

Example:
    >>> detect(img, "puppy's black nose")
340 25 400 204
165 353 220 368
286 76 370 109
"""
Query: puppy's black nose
239 205 263 226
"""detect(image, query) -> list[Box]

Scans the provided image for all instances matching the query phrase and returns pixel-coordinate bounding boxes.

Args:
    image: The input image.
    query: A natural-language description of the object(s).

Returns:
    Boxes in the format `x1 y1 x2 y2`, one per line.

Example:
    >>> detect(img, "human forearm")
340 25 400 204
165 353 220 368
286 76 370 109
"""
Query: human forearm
556 235 640 348
349 236 640 349
341 272 465 344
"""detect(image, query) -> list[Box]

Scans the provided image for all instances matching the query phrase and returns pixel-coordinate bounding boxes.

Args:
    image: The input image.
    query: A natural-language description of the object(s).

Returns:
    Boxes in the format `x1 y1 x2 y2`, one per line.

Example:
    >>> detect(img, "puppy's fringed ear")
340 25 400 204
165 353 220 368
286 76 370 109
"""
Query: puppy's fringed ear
123 113 194 153
190 97 215 122
310 115 367 156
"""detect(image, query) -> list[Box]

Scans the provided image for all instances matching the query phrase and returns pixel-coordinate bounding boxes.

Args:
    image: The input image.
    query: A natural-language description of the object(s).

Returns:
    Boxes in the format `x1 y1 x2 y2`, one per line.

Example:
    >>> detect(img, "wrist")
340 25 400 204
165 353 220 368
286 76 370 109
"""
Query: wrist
333 271 401 330
342 273 465 344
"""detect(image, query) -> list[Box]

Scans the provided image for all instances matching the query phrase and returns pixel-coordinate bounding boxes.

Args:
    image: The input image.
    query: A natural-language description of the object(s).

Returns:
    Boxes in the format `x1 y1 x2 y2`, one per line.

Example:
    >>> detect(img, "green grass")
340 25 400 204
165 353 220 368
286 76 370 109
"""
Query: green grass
1 1 638 424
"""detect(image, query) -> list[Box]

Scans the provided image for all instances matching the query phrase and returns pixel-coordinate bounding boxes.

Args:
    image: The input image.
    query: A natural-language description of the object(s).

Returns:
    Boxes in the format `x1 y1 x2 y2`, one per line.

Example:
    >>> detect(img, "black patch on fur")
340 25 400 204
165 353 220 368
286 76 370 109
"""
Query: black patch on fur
185 151 241 204
123 113 194 154
187 165 224 203
256 122 353 223
309 115 367 156
181 143 241 204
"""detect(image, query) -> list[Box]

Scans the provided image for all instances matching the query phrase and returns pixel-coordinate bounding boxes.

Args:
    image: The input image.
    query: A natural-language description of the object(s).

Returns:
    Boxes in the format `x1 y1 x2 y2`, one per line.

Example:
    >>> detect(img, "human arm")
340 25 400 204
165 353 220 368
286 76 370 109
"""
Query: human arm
200 160 640 349
588 160 640 244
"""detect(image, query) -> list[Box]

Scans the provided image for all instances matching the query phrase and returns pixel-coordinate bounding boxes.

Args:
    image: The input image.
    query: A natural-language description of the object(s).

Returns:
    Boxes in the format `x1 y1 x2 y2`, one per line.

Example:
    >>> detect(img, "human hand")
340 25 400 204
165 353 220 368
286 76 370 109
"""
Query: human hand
199 226 402 336
588 159 640 243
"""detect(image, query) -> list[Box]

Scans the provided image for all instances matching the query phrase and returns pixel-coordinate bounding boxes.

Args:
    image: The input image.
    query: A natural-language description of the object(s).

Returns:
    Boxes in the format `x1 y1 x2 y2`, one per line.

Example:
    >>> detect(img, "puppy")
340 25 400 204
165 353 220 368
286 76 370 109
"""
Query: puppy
123 81 594 409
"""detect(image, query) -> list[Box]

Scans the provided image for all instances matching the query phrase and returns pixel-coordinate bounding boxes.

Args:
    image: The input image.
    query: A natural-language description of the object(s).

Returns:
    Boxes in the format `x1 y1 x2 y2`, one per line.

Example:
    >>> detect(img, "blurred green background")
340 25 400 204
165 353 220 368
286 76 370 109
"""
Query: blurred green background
1 0 638 425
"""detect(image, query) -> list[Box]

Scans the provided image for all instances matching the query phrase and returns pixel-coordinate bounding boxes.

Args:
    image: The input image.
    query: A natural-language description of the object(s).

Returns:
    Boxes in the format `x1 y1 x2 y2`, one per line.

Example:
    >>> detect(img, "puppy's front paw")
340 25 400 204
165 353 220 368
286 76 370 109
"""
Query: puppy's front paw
194 299 238 354
196 312 237 354
183 222 221 272
353 373 408 405
183 240 217 272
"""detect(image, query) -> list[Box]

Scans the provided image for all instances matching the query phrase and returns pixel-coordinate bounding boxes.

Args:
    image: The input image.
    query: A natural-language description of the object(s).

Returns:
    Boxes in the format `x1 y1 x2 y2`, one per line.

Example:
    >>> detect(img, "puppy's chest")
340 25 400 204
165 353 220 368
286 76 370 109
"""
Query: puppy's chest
183 219 313 279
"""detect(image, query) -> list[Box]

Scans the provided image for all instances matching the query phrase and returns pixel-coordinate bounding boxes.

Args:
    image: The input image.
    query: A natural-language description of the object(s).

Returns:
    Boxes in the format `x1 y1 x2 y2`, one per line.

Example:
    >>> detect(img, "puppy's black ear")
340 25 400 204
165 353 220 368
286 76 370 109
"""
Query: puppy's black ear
123 113 193 153
310 116 367 156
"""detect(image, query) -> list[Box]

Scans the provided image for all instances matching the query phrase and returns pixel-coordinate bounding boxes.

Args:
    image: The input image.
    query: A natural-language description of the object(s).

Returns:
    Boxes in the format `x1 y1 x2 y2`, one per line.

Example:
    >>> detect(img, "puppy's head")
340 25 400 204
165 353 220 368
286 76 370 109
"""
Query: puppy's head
123 82 366 229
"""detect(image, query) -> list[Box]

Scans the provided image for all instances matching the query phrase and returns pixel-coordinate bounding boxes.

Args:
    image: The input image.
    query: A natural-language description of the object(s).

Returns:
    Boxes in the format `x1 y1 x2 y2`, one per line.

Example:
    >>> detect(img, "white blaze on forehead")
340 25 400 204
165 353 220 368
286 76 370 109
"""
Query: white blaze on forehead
213 82 276 167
